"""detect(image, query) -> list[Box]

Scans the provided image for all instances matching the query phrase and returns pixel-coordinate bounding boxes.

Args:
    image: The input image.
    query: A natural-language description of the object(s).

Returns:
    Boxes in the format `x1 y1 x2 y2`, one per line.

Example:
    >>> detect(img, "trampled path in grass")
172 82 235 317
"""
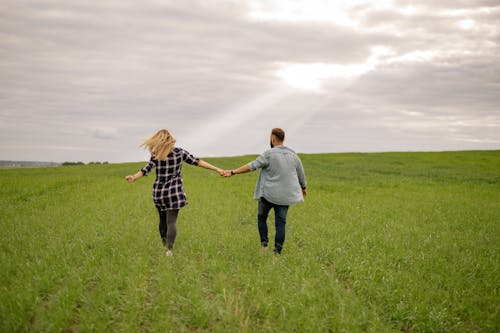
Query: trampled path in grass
1 151 499 332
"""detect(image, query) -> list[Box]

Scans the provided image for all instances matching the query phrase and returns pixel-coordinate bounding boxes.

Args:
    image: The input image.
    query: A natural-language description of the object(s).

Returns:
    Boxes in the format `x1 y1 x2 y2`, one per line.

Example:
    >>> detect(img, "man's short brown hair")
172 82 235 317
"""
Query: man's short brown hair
271 128 285 142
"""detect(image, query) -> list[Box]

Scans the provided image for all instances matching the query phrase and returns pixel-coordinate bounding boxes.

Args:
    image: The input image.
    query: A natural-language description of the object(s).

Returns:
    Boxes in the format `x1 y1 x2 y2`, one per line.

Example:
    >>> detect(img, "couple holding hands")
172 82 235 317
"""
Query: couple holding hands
125 128 307 256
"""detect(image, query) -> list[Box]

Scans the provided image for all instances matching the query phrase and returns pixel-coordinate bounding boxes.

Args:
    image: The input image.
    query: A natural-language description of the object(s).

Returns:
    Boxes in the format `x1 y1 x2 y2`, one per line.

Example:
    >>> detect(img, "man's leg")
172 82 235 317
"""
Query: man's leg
258 197 273 248
273 205 289 254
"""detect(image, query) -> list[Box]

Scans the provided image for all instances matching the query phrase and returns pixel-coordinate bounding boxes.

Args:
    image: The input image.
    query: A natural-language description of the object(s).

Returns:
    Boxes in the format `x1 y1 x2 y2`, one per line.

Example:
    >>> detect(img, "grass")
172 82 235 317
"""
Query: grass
0 151 499 332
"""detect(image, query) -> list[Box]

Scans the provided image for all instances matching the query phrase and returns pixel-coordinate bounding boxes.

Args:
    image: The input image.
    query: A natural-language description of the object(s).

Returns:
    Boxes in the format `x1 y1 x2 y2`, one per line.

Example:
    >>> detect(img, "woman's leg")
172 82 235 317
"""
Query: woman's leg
165 209 179 250
157 207 168 246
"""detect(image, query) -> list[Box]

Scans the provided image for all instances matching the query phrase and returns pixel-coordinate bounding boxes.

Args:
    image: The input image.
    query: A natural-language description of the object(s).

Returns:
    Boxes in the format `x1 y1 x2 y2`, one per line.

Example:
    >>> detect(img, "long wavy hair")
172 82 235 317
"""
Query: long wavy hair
140 129 176 160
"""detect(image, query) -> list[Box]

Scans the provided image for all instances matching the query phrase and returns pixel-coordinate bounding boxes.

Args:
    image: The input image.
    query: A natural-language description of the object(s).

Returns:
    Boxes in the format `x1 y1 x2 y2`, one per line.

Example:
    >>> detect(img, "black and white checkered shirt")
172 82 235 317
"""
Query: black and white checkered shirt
140 147 199 211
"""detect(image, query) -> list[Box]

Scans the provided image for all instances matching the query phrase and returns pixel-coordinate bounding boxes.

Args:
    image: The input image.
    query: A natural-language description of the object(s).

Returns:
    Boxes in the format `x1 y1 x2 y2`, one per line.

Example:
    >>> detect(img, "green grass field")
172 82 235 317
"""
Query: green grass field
1 151 499 332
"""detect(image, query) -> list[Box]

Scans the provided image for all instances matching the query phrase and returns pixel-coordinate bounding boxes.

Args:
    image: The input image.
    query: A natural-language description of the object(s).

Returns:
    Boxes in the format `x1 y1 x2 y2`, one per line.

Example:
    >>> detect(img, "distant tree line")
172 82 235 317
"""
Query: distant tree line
62 161 109 166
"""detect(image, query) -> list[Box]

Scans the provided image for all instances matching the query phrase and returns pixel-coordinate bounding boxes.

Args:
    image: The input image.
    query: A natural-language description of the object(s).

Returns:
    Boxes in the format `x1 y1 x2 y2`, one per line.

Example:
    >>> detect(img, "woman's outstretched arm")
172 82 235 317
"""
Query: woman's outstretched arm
198 159 224 175
125 171 144 183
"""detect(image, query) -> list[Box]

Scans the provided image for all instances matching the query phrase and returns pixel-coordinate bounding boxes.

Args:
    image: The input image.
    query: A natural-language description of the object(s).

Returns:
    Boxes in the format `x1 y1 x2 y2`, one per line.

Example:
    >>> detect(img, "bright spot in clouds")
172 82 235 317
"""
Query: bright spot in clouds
275 45 441 92
276 62 371 92
458 19 475 30
276 46 394 92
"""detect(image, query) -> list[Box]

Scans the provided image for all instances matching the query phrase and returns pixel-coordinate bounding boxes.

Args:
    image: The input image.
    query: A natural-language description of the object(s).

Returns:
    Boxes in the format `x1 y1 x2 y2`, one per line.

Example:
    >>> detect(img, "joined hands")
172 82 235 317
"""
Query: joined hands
218 169 233 177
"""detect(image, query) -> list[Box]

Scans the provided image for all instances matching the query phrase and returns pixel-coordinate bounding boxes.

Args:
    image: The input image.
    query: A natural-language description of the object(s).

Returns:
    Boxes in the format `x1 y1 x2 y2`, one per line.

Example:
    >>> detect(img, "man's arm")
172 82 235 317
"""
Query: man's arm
296 157 307 197
223 151 269 177
228 164 251 176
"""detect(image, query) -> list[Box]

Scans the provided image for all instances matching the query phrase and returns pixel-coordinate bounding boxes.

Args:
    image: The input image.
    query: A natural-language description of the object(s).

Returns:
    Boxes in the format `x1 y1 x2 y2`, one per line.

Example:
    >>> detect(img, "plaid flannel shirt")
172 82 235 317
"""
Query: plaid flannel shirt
140 147 199 210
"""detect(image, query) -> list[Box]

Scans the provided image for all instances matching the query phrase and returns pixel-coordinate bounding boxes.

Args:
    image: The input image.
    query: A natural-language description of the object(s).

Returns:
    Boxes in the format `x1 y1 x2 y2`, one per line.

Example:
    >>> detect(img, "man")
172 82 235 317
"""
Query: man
223 128 307 254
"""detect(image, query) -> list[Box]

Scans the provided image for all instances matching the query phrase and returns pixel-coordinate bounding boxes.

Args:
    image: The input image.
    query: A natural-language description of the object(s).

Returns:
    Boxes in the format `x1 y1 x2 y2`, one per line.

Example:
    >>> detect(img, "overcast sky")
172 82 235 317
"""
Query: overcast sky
1 0 499 163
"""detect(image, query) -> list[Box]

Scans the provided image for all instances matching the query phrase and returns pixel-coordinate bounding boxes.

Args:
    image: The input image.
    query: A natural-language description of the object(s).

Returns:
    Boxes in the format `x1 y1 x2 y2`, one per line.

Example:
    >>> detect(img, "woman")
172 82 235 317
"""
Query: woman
125 129 222 256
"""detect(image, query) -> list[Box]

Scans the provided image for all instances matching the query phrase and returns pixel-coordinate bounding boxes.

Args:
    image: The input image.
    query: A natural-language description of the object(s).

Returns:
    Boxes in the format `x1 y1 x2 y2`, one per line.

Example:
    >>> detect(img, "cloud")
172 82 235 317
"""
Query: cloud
90 127 119 140
0 0 499 162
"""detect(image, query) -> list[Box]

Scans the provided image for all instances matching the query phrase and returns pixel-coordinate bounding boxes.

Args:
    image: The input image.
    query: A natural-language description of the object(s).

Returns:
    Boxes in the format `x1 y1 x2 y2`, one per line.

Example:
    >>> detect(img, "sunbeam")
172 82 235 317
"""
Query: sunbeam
180 86 292 155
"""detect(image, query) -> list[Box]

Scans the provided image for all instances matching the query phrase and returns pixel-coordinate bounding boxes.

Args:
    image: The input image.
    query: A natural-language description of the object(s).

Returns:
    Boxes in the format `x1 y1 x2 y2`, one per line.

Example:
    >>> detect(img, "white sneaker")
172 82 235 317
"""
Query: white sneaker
165 250 173 257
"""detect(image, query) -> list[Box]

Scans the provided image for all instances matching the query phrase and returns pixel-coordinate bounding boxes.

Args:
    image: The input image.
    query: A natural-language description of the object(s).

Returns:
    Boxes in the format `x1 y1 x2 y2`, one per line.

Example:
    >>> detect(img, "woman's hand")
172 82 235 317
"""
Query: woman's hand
125 175 135 183
125 171 143 183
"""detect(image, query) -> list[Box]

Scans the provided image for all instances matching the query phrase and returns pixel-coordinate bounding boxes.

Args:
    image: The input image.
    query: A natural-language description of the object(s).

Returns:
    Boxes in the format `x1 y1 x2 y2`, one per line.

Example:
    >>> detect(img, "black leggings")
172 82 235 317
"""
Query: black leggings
157 208 179 250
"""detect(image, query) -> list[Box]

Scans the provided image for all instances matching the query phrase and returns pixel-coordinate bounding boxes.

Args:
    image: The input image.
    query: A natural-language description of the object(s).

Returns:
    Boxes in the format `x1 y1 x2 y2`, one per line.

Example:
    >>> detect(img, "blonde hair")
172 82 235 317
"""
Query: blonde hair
140 129 176 160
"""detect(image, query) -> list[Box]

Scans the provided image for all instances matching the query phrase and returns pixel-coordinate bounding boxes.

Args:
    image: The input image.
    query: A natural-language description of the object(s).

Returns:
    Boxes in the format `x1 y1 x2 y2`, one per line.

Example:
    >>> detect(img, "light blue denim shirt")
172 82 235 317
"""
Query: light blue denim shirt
247 146 307 206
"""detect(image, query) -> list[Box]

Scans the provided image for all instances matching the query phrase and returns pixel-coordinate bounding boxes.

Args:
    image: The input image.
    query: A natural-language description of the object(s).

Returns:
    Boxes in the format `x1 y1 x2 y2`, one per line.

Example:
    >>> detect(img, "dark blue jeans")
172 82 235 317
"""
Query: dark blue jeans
258 197 289 254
